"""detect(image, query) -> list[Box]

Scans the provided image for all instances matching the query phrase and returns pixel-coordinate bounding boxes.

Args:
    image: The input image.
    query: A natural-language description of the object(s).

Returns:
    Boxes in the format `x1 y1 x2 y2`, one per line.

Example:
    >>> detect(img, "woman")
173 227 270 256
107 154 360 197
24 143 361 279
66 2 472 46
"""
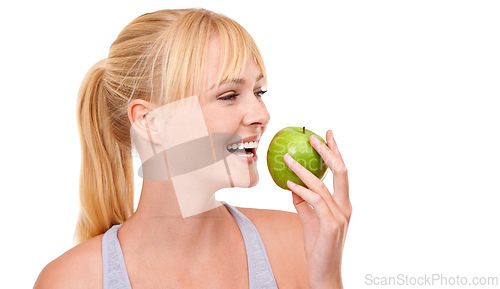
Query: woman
34 8 351 289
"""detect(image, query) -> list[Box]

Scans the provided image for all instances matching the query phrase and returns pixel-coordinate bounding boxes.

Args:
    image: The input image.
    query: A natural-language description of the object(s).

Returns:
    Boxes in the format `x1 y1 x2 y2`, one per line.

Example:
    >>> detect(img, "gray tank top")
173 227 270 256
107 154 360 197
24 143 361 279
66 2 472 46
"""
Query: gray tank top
102 201 279 289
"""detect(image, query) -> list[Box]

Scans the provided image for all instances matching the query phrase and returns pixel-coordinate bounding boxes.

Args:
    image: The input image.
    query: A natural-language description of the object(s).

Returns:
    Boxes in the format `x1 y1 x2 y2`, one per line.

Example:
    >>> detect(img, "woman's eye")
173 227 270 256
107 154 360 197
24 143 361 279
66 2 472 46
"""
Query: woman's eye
218 94 238 101
255 90 267 97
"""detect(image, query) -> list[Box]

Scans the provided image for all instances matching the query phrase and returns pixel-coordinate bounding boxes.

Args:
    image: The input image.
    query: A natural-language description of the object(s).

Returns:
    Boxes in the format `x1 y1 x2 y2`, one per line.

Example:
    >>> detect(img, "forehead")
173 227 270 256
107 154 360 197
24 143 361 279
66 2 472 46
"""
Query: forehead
203 36 262 91
205 36 223 85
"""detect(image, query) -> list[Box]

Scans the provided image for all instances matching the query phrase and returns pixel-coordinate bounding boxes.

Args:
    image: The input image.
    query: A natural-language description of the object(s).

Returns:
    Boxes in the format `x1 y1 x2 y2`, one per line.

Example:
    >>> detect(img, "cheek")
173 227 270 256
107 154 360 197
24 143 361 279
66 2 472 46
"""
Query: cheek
203 109 241 133
207 116 238 133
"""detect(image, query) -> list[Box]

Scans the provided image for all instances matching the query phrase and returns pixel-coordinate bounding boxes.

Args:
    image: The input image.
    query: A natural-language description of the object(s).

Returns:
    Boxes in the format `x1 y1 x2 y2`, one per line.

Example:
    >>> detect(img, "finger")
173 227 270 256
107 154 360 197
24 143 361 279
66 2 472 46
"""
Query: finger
326 129 345 165
284 153 336 213
309 132 345 171
309 133 346 200
325 130 350 211
290 179 348 224
290 189 315 224
287 180 335 226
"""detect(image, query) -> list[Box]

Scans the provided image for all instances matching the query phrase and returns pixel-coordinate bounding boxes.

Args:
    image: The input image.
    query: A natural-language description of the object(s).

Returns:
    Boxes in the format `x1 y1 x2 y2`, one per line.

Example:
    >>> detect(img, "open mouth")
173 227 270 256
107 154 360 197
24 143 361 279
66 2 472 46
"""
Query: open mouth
226 141 258 157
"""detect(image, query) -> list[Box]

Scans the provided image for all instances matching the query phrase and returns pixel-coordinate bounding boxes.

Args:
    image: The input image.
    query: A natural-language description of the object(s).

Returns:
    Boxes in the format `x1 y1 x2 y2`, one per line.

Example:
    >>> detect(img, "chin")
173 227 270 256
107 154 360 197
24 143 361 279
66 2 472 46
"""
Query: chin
230 171 259 188
247 173 259 188
223 151 261 188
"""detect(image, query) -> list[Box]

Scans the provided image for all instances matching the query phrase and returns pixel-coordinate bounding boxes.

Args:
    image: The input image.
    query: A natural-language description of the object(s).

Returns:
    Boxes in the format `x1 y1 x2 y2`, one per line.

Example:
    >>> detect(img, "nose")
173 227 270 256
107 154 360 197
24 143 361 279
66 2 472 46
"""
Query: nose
242 94 270 129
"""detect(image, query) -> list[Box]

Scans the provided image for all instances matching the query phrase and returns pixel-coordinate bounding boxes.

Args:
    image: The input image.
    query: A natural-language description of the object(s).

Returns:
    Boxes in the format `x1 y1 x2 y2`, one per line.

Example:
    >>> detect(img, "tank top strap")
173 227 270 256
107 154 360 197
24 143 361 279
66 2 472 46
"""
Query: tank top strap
102 224 132 289
220 201 279 289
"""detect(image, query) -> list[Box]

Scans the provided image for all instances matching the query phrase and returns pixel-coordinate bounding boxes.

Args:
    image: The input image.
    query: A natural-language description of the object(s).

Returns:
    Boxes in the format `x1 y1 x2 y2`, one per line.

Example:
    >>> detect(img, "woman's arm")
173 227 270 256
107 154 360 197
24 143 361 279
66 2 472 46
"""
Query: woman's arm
284 130 351 289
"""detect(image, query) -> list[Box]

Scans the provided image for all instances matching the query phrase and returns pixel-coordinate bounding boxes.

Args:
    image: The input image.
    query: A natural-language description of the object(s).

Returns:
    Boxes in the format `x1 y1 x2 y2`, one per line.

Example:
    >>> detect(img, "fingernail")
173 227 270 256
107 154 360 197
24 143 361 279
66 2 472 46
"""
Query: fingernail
287 180 296 187
310 134 319 143
284 153 293 162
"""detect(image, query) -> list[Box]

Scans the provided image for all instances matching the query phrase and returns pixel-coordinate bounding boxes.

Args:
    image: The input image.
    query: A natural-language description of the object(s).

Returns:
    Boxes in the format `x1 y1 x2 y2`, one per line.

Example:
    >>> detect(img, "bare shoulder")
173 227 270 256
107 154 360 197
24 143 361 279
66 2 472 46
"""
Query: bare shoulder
235 206 309 288
33 234 104 289
234 206 303 241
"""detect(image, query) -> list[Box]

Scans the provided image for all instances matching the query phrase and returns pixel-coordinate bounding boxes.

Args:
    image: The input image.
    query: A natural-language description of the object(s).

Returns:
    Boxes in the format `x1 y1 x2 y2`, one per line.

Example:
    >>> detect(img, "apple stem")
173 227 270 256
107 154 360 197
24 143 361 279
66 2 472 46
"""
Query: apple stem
303 126 305 134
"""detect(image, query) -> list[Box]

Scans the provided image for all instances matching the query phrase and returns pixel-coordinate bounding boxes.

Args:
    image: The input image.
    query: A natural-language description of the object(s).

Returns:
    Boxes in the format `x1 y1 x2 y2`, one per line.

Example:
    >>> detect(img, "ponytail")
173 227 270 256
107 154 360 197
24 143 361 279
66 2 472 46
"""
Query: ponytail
74 59 134 244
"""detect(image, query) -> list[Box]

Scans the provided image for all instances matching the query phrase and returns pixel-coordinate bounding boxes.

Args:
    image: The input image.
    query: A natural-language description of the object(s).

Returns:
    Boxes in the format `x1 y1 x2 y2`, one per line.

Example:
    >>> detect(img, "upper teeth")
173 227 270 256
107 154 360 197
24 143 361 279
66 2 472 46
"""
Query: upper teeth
227 141 259 150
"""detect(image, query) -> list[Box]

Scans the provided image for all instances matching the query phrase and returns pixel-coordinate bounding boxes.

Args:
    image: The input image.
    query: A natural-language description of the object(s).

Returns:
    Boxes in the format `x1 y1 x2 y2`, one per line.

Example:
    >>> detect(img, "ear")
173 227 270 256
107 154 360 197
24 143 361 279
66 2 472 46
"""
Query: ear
128 99 161 145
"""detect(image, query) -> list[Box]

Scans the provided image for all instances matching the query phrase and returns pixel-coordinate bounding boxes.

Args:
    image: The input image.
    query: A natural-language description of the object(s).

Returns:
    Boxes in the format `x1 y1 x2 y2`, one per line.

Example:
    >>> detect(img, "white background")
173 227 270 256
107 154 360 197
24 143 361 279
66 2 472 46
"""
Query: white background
1 0 499 288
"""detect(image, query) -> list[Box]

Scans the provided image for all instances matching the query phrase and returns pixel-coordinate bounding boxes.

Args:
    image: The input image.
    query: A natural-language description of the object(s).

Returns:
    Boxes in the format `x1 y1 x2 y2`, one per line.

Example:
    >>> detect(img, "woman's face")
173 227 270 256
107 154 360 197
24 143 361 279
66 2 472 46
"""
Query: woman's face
134 36 270 192
199 36 271 188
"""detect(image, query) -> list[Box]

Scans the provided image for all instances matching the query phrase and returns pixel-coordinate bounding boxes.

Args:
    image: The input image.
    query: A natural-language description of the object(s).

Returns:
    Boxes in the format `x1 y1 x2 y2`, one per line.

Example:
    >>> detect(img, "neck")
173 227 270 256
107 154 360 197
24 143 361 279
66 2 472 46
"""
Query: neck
136 179 222 219
119 173 236 259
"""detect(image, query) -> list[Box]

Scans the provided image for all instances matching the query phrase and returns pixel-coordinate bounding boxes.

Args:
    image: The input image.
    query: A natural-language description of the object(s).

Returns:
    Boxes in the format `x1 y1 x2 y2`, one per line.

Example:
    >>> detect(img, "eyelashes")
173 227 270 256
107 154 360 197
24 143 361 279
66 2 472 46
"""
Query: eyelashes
218 93 238 101
255 90 267 97
218 90 268 101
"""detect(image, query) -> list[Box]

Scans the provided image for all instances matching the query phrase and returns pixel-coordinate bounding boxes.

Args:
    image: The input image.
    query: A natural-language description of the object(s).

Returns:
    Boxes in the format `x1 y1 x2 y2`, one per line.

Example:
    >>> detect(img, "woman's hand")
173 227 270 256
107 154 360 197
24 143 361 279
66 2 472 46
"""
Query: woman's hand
284 129 351 289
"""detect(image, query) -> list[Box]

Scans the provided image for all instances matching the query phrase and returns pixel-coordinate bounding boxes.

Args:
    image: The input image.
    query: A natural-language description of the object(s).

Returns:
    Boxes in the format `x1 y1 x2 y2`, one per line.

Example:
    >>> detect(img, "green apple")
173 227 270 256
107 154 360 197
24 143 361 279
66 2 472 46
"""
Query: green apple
267 126 328 190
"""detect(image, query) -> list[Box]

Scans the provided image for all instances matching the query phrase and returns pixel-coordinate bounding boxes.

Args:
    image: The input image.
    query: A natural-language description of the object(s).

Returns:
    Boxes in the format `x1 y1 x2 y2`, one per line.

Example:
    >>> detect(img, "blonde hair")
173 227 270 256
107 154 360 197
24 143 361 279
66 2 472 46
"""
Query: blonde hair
75 8 267 243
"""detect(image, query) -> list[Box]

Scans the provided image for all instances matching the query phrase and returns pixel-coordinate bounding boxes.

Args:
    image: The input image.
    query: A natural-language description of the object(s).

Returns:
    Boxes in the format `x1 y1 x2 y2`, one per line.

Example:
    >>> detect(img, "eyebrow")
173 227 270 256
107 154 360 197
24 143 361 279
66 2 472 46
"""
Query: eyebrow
211 74 264 89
